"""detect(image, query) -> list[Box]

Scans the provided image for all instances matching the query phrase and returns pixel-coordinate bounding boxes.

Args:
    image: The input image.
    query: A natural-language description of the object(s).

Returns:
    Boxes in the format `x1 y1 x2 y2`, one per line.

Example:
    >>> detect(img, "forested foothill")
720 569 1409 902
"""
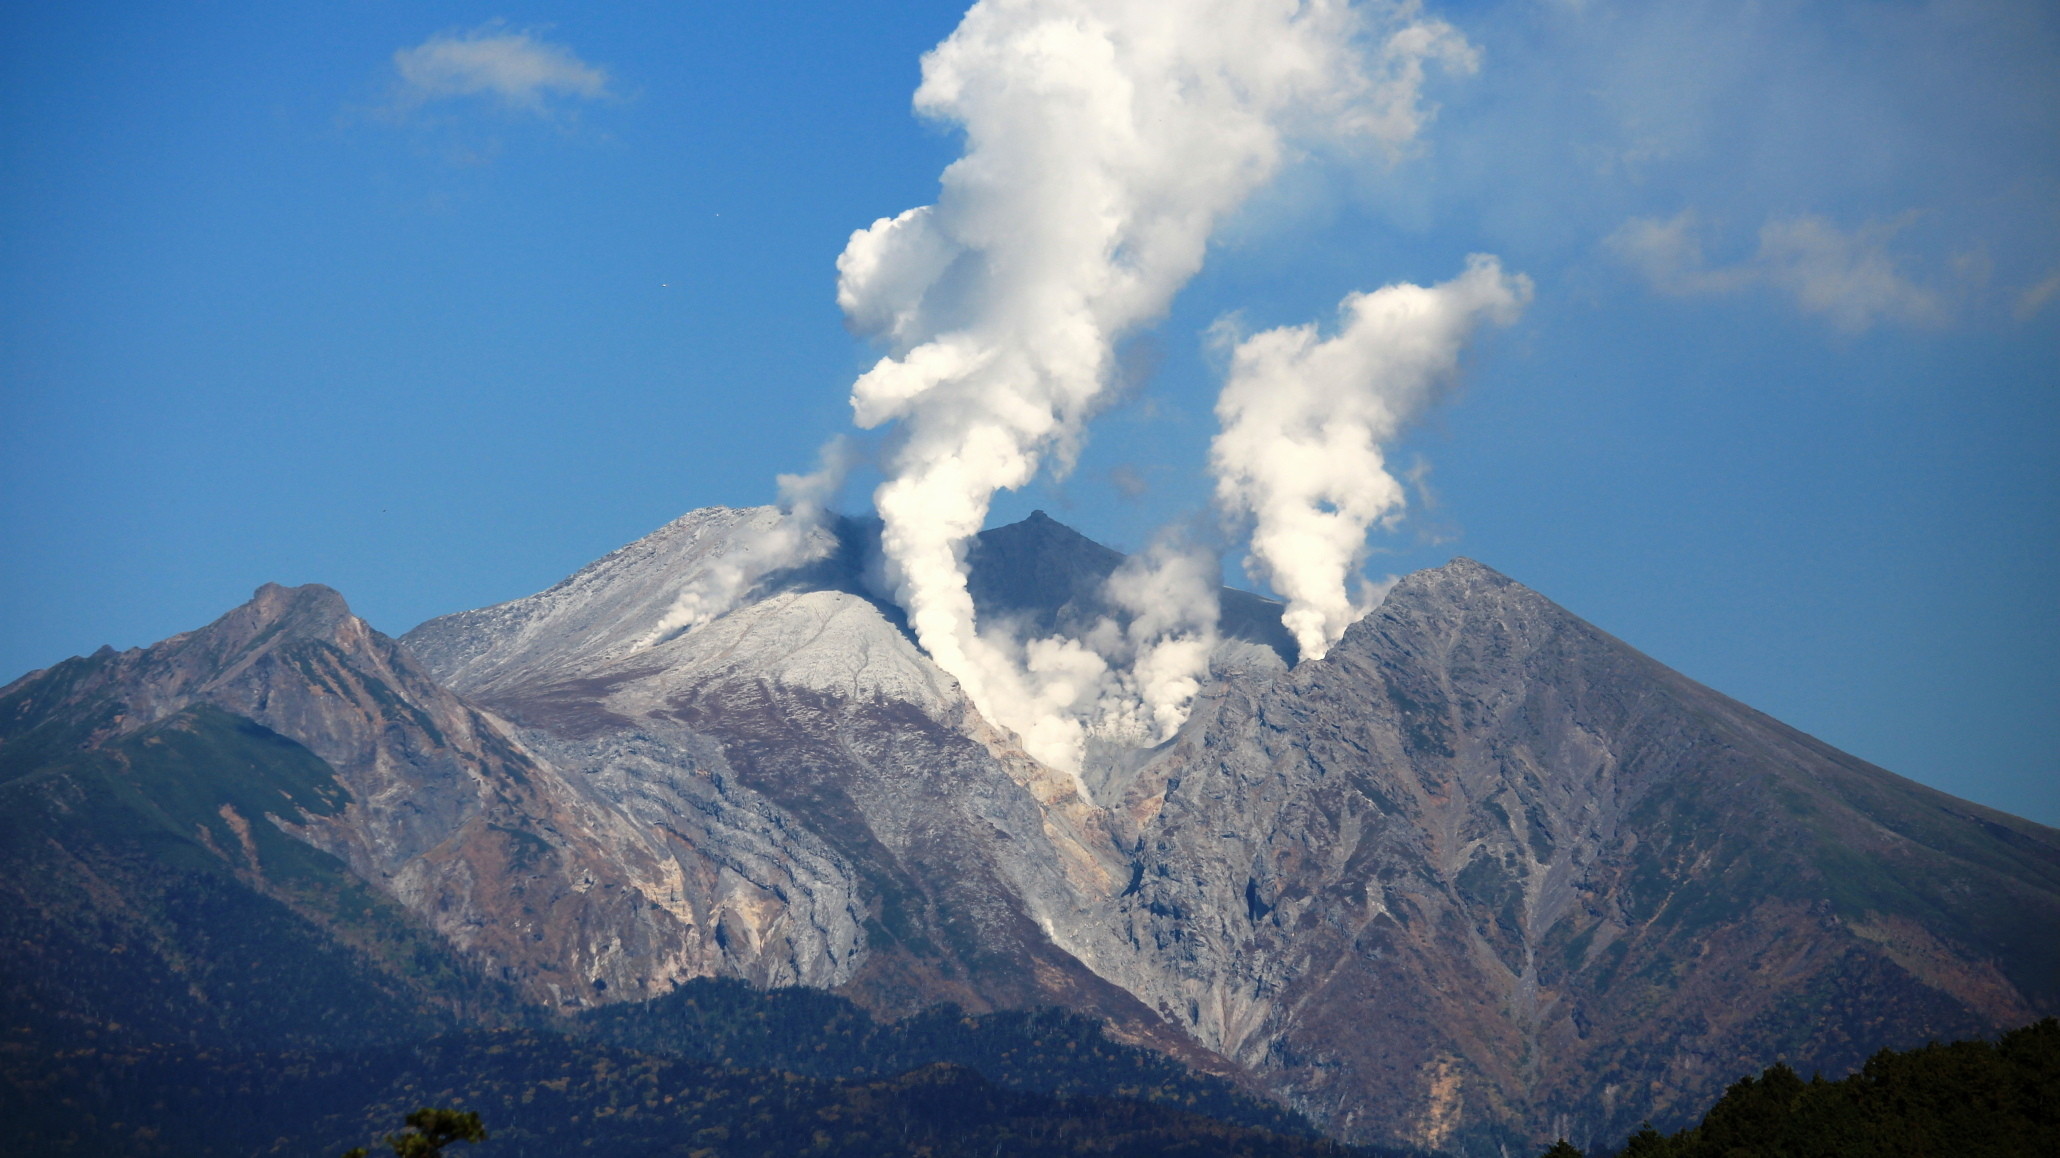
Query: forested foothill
1538 1018 2058 1158
2 977 1426 1157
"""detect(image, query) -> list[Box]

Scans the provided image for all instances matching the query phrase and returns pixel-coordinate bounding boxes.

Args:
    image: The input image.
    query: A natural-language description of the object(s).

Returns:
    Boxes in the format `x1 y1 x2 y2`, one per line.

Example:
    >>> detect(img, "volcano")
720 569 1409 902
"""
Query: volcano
5 508 2055 1155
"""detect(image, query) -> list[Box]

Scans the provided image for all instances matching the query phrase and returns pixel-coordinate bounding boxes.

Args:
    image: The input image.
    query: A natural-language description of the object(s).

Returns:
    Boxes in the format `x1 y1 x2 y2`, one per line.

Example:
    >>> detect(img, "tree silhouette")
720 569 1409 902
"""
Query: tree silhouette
1619 1122 1668 1156
341 1108 487 1158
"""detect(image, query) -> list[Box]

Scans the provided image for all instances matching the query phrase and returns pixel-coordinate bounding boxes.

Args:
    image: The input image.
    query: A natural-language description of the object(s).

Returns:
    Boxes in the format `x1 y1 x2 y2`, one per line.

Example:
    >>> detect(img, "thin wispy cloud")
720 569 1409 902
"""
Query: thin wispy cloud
1605 212 1755 297
390 24 609 116
1609 210 1947 333
1755 216 1949 333
2015 271 2060 321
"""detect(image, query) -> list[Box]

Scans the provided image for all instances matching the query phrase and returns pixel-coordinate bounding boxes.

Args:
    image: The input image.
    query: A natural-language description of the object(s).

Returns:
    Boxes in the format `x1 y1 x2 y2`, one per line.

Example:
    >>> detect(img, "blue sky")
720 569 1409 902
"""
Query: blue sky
3 1 2054 823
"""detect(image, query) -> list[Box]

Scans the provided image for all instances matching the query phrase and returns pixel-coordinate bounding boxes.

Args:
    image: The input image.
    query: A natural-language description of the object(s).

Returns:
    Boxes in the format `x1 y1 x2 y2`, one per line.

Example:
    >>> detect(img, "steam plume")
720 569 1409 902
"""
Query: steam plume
643 438 854 647
1097 533 1221 743
1211 254 1531 660
838 0 1475 773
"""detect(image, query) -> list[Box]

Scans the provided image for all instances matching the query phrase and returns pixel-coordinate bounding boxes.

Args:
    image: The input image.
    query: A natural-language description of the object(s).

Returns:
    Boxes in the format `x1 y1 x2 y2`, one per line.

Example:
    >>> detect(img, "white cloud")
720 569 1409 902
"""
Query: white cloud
2014 271 2060 321
1609 210 1947 333
1604 211 1754 296
391 25 609 114
1756 216 1947 333
1400 0 2059 313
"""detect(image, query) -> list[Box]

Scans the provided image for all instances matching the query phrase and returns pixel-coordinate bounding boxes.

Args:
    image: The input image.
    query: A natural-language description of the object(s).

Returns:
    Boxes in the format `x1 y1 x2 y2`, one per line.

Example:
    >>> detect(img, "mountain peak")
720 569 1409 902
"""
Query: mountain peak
200 581 361 658
965 511 1299 662
1439 555 1499 576
1328 555 1628 683
0 578 402 761
1376 555 1547 621
51 581 389 738
980 509 1121 560
246 580 353 622
1412 555 1517 590
965 513 1126 631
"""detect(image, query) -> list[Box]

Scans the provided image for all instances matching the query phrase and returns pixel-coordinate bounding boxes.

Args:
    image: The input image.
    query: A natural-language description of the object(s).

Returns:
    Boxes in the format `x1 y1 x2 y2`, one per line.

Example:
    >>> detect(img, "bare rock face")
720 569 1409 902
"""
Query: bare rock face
1 578 865 1009
1058 557 2060 1151
402 508 1233 1070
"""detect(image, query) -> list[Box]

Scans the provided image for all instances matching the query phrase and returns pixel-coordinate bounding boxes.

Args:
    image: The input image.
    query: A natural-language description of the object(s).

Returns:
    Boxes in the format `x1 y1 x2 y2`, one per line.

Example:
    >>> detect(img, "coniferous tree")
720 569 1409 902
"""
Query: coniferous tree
1619 1122 1669 1157
341 1108 487 1158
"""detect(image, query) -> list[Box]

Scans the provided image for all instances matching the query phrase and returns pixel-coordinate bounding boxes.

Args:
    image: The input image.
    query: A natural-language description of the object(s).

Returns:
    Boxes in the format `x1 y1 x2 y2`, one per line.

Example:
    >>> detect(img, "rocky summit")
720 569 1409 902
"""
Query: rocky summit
5 507 2057 1155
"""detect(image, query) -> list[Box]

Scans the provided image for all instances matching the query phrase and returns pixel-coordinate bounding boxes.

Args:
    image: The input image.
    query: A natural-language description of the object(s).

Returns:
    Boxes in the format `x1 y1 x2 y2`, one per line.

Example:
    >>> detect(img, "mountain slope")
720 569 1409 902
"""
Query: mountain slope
0 699 491 1055
0 580 866 1012
405 508 1239 1069
1060 556 2060 1151
7 508 2055 1156
406 511 2060 1153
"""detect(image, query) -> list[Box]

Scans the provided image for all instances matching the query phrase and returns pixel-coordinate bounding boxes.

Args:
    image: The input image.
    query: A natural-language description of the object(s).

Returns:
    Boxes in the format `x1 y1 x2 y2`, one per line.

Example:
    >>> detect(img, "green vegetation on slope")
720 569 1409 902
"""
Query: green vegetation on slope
1548 1017 2058 1157
12 1031 1395 1158
0 703 514 1057
578 977 1315 1137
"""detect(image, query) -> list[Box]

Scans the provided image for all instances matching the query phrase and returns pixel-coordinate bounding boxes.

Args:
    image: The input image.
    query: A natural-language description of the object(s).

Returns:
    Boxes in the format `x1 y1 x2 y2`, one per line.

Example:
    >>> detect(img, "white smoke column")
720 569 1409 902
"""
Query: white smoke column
838 0 1476 773
1211 254 1531 661
1101 535 1221 743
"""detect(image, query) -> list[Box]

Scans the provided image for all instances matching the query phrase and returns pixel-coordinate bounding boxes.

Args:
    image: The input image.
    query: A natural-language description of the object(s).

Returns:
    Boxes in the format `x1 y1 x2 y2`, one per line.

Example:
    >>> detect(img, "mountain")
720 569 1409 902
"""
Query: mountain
962 510 1299 664
0 585 511 1055
1058 554 2060 1151
399 507 2060 1151
0 578 833 1019
5 506 2057 1155
0 558 1388 1157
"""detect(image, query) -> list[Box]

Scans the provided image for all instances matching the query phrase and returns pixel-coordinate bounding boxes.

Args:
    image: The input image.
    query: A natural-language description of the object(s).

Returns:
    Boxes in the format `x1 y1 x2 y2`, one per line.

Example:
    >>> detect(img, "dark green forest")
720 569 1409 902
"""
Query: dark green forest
1542 1018 2058 1158
4 1028 1389 1157
577 977 1313 1134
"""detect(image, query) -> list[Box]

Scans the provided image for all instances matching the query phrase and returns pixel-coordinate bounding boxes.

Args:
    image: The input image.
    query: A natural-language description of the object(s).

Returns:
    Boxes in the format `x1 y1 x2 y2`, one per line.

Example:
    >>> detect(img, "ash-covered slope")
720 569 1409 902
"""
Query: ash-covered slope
403 509 1249 1070
401 506 1295 707
400 509 915 704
